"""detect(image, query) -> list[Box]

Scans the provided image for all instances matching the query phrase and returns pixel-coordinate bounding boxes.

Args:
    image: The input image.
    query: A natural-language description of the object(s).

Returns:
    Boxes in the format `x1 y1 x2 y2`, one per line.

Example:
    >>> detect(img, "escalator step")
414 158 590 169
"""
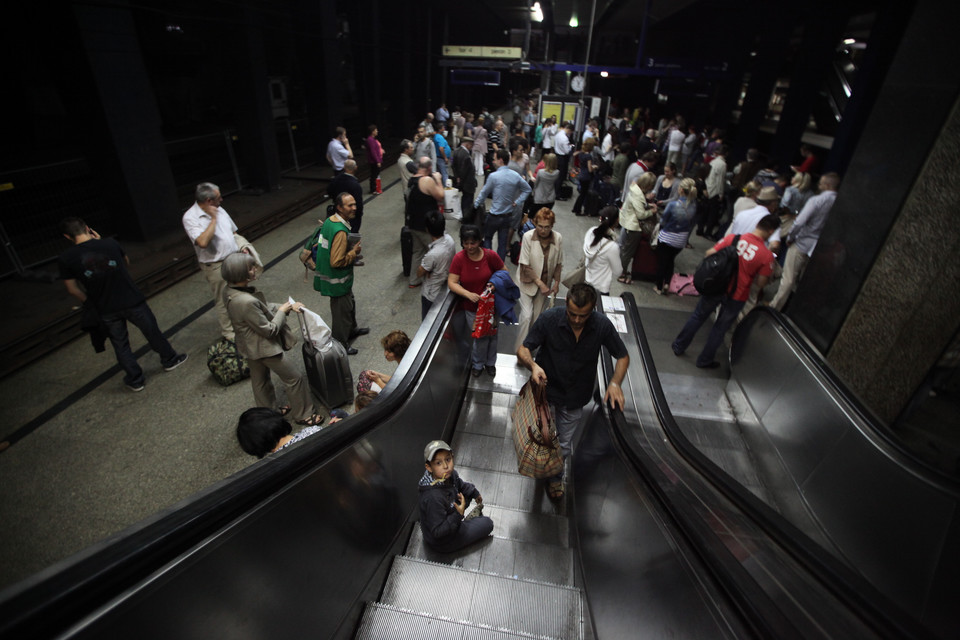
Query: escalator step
405 523 574 586
377 556 581 639
357 602 539 639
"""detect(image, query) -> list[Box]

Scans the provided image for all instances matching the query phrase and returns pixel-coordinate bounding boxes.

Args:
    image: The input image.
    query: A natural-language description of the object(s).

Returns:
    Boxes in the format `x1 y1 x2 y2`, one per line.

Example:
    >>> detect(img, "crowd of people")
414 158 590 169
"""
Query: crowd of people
56 96 842 555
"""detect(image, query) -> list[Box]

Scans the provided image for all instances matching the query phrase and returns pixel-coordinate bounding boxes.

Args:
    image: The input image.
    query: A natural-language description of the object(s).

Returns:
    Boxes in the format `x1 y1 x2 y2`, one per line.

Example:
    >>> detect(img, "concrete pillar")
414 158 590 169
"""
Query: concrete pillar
728 15 796 165
769 2 848 170
72 3 179 241
229 6 280 192
787 0 960 422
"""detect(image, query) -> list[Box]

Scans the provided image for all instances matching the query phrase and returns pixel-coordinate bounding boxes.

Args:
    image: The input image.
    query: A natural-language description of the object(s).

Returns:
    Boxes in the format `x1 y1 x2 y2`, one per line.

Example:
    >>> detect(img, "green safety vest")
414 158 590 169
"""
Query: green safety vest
314 217 353 297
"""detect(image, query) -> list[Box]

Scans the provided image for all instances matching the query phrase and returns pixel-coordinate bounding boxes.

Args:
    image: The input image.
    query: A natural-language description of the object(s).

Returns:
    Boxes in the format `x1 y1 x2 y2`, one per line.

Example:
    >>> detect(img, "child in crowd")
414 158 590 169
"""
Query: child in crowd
418 440 493 552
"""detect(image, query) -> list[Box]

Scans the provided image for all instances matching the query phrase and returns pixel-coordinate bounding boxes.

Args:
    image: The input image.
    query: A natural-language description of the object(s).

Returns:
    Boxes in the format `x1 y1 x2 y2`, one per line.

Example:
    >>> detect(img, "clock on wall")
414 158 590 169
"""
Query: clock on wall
571 75 585 92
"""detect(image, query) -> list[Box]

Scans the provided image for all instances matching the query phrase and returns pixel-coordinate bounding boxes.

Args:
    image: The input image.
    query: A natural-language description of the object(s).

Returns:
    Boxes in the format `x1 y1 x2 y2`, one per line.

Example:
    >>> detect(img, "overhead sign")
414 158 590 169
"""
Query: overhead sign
443 45 522 60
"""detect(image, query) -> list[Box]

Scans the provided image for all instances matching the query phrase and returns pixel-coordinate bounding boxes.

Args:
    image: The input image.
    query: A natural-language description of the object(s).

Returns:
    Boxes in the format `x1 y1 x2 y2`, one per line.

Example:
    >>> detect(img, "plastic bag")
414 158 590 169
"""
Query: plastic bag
296 301 334 351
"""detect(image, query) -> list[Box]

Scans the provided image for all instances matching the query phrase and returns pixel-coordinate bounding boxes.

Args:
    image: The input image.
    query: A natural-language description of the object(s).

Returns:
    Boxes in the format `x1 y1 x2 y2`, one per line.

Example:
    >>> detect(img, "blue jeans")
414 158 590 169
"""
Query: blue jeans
548 403 584 482
462 310 499 370
671 294 745 366
483 213 512 260
436 156 449 186
100 301 179 386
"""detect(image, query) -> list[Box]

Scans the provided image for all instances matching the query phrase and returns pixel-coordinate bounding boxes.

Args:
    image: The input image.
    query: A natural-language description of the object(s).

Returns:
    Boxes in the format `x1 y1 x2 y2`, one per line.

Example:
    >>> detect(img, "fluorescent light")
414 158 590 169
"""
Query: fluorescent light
600 71 609 78
531 2 543 22
569 15 579 27
843 38 856 45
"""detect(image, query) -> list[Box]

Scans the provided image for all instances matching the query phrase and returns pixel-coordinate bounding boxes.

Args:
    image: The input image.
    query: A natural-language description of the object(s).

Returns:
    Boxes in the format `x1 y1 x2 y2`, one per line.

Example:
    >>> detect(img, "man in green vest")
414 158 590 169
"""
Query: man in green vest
315 193 368 354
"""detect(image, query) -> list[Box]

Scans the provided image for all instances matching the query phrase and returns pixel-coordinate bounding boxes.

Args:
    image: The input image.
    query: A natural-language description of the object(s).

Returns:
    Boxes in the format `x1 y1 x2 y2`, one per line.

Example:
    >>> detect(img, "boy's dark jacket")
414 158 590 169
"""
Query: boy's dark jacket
418 469 480 546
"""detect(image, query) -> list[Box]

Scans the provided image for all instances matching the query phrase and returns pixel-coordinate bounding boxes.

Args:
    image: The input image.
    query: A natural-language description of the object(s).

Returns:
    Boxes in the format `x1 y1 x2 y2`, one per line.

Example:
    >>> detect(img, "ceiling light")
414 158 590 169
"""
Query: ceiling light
531 2 543 22
843 38 856 45
600 71 609 78
569 15 579 27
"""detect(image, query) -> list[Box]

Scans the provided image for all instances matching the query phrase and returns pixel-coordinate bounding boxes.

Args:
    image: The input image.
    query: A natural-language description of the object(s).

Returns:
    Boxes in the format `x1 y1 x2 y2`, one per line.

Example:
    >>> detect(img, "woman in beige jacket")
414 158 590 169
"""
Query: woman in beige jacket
515 208 563 349
618 171 658 284
222 252 323 427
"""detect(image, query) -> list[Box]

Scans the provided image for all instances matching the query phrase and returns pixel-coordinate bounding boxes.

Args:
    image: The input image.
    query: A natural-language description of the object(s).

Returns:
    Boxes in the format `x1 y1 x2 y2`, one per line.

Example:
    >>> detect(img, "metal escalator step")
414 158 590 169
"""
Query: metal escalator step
378 556 581 639
357 602 540 639
406 522 574 586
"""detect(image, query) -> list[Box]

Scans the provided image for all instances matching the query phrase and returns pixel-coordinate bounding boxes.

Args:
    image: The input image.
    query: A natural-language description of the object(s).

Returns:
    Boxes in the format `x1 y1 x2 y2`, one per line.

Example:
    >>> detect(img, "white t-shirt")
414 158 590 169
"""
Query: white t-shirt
182 202 239 263
583 228 621 294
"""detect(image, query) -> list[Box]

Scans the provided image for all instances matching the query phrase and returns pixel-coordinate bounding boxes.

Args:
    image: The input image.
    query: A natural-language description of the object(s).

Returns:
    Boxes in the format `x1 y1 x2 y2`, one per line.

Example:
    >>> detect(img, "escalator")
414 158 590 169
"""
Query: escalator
0 293 952 638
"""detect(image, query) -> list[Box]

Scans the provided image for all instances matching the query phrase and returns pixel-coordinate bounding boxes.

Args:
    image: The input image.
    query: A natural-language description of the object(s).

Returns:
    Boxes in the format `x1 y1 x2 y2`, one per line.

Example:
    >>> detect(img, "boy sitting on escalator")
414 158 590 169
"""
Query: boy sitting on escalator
418 440 494 552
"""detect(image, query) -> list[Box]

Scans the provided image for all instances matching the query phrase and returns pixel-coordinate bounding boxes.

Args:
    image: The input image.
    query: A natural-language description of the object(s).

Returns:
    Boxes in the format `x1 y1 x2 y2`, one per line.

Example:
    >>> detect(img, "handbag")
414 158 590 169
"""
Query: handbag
668 272 699 296
511 381 563 479
471 286 497 339
648 222 661 248
561 256 586 289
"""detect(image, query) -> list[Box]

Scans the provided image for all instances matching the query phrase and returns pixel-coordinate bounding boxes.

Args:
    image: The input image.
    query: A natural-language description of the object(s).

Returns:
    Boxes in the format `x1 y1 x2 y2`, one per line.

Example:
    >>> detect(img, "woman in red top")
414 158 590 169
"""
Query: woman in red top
448 225 507 377
365 124 383 194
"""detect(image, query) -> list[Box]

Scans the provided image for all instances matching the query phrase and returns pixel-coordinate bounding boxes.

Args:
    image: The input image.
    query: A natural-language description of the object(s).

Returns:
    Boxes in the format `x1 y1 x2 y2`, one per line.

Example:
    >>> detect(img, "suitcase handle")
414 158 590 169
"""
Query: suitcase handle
296 308 313 344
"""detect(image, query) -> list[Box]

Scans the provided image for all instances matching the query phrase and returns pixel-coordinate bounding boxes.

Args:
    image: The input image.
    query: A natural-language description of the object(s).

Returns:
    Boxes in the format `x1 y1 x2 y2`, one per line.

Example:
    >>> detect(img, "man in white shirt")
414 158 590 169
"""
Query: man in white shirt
541 116 558 154
398 139 417 202
769 173 840 310
698 144 728 238
182 182 241 341
553 123 574 200
666 125 686 167
326 126 353 175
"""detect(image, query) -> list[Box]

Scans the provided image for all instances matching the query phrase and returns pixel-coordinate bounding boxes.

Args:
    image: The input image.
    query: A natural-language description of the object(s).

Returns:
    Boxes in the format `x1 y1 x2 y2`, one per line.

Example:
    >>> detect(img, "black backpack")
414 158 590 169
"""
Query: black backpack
693 235 740 296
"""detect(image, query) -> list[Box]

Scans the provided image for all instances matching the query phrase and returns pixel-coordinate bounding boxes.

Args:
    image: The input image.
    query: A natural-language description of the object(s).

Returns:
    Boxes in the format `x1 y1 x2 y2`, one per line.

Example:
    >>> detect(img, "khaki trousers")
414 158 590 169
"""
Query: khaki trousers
249 353 314 422
200 261 234 341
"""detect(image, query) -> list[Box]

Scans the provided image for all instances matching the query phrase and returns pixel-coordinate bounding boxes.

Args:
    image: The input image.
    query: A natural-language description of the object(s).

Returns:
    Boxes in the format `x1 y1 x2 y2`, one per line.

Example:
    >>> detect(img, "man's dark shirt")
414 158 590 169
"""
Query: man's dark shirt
58 238 144 314
523 307 628 409
636 136 657 158
452 146 476 192
327 172 364 218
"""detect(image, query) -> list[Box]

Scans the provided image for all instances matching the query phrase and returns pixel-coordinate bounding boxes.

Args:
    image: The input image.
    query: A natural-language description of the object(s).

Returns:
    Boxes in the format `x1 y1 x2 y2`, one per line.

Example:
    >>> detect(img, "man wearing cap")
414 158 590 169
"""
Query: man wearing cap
452 136 478 224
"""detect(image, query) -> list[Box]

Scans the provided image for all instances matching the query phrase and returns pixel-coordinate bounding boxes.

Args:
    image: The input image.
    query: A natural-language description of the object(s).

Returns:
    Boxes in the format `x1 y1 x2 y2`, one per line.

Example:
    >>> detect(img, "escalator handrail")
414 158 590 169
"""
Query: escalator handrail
621 293 934 640
0 292 460 640
734 306 960 492
595 353 806 640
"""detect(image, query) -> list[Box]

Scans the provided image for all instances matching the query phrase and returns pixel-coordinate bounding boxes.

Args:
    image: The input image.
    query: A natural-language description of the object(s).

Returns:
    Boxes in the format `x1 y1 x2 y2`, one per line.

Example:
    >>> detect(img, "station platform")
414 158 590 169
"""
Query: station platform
0 158 720 591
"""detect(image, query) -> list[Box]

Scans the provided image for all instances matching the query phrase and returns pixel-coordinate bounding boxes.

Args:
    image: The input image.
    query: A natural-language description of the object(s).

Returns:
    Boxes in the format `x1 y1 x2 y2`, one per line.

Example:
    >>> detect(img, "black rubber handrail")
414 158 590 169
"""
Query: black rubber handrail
622 293 934 639
734 306 960 491
0 292 459 640
595 354 804 640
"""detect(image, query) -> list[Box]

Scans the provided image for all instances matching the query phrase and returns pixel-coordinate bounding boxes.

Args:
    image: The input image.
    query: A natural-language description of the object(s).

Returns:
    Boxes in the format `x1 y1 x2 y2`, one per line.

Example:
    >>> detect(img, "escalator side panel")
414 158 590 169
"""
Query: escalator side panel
63 325 468 639
573 405 751 640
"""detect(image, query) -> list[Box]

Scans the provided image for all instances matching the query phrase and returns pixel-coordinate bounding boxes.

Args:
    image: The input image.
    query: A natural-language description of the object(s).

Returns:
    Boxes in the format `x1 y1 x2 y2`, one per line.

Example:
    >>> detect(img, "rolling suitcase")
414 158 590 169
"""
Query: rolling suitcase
630 232 659 281
401 226 413 277
298 313 354 409
559 183 573 199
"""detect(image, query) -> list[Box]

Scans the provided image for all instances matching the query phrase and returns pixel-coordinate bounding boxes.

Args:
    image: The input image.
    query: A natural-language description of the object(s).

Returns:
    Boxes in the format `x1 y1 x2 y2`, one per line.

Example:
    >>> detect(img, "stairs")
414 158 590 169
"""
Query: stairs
356 355 585 639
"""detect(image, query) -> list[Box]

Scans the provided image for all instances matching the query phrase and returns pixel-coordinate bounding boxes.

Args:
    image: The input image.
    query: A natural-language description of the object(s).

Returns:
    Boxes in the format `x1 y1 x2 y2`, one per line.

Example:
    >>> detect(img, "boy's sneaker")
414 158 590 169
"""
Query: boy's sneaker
163 353 189 371
464 503 484 521
126 381 145 392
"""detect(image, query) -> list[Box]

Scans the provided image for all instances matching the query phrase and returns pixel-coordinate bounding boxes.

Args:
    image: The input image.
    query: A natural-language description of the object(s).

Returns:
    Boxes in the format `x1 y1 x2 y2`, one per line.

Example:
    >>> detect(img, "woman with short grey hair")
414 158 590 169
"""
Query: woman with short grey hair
222 252 323 427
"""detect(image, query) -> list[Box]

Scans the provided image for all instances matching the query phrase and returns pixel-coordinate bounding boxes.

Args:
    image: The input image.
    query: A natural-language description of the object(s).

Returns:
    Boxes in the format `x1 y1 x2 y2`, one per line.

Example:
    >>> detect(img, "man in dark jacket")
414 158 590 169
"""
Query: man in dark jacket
327 159 364 233
452 136 477 224
418 440 493 552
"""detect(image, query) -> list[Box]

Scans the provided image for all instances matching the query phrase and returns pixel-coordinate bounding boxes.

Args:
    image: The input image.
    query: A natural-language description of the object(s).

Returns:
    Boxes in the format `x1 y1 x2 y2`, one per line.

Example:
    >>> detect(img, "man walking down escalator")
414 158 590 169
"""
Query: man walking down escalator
517 283 629 501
